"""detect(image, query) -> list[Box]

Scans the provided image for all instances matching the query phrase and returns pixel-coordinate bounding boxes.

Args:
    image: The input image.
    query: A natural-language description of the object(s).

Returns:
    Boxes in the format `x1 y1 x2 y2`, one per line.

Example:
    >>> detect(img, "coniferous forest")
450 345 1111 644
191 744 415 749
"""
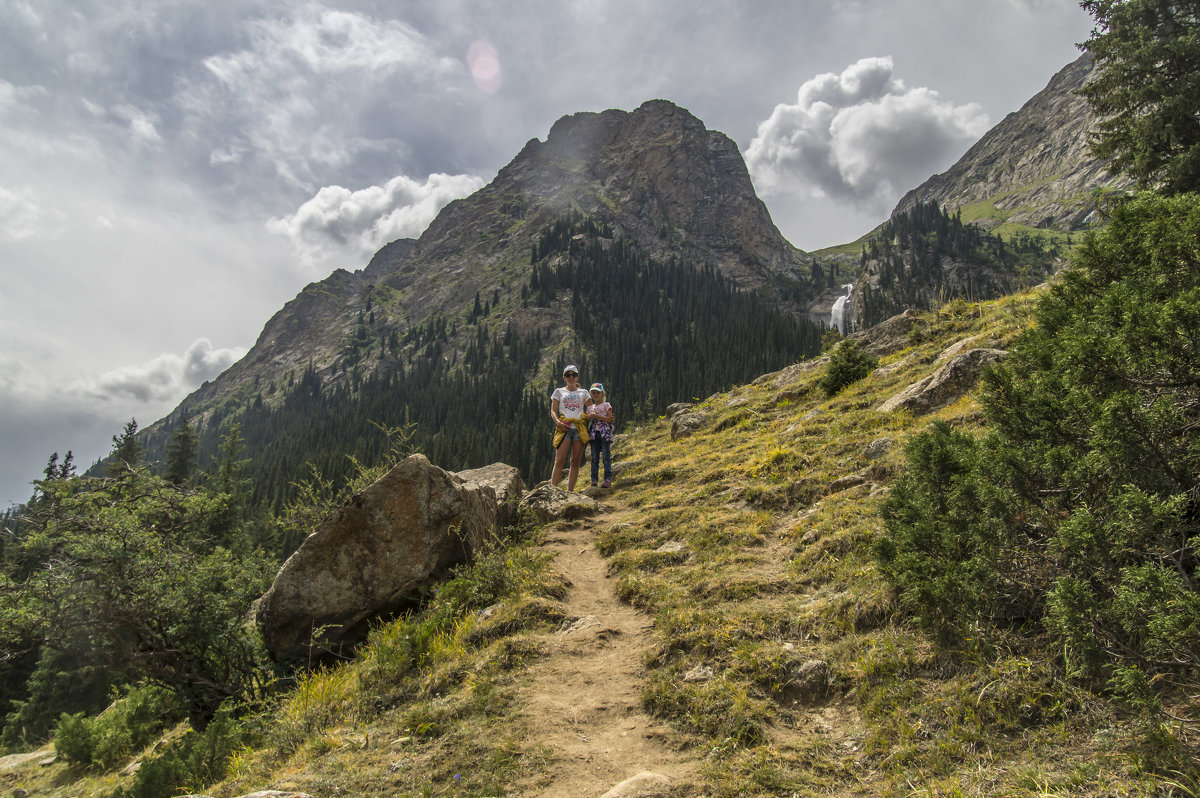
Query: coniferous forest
856 201 1063 328
144 214 824 528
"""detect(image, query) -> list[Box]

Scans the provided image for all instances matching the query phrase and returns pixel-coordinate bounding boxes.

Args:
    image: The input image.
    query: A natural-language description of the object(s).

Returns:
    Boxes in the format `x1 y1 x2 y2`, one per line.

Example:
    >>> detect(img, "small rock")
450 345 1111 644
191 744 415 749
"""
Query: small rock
558 615 600 635
683 664 715 683
670 412 707 441
863 437 895 460
828 474 868 493
654 541 686 555
600 771 673 798
664 402 694 419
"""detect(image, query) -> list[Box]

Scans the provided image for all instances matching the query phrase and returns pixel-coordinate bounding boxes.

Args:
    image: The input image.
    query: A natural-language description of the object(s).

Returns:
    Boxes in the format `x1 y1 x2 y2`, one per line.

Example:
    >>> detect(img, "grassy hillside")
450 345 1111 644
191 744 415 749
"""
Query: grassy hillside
5 289 1193 797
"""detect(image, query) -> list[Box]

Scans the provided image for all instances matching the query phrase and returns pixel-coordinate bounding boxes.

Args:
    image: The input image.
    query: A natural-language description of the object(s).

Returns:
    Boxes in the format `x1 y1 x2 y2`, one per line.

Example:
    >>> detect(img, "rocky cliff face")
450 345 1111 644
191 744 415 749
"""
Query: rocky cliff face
162 100 816 437
893 54 1132 230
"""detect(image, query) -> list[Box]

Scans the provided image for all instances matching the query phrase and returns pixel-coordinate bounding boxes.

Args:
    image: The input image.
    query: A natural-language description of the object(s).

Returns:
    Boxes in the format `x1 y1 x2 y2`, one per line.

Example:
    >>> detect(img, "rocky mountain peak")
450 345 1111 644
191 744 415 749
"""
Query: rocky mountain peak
892 54 1132 229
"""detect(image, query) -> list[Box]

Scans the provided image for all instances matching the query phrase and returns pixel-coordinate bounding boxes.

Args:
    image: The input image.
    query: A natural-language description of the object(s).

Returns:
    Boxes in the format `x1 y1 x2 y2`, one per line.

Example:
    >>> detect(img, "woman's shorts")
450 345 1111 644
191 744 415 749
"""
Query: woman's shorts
561 426 581 442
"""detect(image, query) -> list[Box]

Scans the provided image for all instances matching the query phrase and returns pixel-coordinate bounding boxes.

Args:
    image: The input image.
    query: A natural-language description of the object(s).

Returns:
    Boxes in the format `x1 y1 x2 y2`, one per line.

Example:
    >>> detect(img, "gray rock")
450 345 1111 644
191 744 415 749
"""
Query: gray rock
255 454 501 665
600 772 673 798
878 347 1008 415
785 659 833 704
455 462 526 530
664 401 695 419
518 484 600 523
670 411 707 441
683 664 716 683
863 438 895 460
828 474 869 494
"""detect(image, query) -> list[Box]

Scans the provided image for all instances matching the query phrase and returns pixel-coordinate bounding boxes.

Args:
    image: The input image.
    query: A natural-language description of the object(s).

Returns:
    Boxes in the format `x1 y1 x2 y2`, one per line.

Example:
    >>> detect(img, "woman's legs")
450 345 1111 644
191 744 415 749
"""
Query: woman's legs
567 439 584 491
551 438 570 486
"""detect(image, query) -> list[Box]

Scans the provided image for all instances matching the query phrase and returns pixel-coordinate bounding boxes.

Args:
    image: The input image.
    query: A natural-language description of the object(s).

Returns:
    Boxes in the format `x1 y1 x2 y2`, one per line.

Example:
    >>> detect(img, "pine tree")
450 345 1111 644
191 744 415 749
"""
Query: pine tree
1081 0 1200 192
165 416 199 487
106 419 143 475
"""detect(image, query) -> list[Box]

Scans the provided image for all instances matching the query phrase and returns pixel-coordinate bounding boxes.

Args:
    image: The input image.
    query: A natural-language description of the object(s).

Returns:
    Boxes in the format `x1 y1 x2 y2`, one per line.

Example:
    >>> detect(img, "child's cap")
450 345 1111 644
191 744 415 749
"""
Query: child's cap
589 383 604 393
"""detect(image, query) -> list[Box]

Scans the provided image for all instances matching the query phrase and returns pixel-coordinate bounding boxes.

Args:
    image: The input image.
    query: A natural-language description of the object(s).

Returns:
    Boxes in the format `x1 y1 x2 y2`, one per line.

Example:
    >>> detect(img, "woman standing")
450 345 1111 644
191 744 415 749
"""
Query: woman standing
549 365 591 491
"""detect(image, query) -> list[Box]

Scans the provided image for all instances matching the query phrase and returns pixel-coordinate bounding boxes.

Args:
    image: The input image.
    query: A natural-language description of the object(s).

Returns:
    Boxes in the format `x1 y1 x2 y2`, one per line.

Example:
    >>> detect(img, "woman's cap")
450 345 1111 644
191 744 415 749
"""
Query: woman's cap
589 383 604 392
563 364 579 376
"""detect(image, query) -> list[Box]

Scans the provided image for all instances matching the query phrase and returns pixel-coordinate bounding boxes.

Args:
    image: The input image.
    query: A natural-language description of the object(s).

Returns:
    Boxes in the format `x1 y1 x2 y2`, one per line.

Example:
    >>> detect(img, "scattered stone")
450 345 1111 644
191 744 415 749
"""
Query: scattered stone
558 615 600 635
828 474 868 494
654 541 686 555
878 347 1008 415
255 454 503 665
670 411 707 441
664 402 694 419
121 760 142 776
863 437 895 460
683 664 716 683
13 789 29 798
786 659 833 705
600 771 673 798
519 484 600 523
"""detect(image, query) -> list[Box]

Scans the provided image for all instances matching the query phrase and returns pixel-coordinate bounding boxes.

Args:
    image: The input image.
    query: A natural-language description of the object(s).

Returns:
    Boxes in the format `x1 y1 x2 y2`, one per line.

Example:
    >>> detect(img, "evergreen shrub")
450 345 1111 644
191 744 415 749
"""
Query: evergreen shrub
818 340 877 397
54 684 181 771
875 193 1200 697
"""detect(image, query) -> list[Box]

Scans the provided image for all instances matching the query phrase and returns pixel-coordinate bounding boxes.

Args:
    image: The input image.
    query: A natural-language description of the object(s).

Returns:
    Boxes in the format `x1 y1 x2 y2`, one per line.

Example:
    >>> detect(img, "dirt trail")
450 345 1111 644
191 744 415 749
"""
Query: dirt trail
514 502 699 797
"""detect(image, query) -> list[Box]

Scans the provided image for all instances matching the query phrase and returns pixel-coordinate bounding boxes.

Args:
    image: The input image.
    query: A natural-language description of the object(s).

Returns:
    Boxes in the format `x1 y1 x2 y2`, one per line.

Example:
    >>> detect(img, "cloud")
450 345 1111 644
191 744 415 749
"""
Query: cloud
745 56 989 211
192 4 463 190
267 172 485 267
0 185 65 241
72 339 247 404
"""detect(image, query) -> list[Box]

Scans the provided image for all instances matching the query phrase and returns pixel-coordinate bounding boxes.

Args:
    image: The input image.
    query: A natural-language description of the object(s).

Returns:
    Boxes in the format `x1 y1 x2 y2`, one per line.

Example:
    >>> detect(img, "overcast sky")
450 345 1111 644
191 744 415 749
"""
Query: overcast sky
0 0 1094 506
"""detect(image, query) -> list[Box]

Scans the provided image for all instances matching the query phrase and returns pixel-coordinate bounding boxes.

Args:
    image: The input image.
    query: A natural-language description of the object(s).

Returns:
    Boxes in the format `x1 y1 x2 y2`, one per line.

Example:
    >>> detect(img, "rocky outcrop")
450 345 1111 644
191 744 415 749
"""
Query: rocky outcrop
893 55 1132 231
848 309 927 358
255 454 516 665
878 348 1008 415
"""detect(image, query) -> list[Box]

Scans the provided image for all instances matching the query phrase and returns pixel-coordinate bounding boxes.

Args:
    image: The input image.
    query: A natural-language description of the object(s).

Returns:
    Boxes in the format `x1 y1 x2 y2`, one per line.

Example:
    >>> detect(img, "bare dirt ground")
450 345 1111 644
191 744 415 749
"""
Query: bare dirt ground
512 502 701 798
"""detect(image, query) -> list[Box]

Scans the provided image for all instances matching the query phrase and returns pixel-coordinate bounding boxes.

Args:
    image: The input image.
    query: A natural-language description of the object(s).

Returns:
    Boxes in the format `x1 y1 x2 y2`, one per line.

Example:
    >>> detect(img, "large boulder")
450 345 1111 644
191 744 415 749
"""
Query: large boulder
877 347 1008 415
456 462 526 531
518 483 600 523
255 454 513 665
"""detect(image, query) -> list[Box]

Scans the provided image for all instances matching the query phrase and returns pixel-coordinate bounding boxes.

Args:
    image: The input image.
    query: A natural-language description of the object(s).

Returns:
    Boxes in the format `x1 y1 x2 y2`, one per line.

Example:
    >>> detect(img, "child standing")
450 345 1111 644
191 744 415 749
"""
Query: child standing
586 383 615 488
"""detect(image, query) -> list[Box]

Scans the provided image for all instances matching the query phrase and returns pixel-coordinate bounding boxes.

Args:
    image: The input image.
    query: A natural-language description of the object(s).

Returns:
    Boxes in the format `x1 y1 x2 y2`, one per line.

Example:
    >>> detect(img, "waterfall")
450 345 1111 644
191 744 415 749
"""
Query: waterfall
830 283 855 333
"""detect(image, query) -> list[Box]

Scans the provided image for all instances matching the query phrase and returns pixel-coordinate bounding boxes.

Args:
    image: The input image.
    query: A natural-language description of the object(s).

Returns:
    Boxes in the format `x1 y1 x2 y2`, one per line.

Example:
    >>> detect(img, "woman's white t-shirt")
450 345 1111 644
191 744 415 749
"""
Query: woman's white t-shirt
552 387 591 420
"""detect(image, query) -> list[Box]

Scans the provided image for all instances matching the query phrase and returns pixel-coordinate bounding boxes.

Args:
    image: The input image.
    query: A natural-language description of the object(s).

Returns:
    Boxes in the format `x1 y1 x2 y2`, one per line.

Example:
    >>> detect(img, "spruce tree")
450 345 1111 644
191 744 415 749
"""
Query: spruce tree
165 416 199 487
1081 0 1200 192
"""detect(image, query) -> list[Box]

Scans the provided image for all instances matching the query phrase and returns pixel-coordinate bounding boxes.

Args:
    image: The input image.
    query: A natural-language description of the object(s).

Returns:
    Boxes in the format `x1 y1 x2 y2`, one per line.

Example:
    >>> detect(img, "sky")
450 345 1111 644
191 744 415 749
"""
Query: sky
0 0 1096 507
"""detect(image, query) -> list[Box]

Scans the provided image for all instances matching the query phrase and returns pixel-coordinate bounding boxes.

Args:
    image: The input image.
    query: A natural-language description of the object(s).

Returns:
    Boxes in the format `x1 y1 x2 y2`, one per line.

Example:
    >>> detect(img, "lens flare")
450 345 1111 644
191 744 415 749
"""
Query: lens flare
467 39 502 93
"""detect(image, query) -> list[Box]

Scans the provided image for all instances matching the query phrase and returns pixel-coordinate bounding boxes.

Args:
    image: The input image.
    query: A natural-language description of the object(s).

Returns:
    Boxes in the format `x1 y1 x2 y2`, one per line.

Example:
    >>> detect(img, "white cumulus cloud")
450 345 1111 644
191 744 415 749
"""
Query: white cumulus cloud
72 338 247 404
267 172 485 268
746 56 989 211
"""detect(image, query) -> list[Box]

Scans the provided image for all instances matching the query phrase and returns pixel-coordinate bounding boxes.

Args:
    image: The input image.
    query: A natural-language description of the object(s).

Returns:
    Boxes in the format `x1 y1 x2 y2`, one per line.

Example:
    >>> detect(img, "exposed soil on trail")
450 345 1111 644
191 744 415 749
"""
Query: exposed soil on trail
513 500 701 797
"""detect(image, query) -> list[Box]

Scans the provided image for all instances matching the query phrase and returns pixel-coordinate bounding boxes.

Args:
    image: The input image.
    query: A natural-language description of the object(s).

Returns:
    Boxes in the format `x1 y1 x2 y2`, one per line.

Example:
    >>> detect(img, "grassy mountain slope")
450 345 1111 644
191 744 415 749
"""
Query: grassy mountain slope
14 288 1190 797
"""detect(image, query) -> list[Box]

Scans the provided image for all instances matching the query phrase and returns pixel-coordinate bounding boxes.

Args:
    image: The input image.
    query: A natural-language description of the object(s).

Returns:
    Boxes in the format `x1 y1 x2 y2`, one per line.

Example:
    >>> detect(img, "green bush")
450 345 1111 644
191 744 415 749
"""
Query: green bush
876 192 1200 694
117 703 250 798
54 684 182 771
818 340 877 397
